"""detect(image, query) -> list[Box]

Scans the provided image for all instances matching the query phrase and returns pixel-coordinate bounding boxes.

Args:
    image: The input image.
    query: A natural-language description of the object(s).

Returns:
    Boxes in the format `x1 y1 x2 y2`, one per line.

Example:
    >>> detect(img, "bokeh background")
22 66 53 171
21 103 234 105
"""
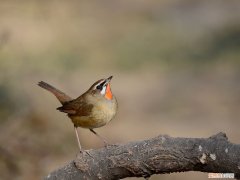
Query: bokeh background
0 0 240 179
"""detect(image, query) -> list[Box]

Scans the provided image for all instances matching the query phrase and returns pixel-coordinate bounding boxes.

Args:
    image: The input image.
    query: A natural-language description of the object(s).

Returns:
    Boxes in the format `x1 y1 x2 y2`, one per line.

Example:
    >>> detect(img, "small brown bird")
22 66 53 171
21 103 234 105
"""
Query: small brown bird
38 76 117 152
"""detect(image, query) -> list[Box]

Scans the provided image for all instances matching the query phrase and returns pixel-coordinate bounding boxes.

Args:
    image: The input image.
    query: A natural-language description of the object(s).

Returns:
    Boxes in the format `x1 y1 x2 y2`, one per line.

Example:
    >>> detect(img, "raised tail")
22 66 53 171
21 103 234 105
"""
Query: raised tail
38 81 72 105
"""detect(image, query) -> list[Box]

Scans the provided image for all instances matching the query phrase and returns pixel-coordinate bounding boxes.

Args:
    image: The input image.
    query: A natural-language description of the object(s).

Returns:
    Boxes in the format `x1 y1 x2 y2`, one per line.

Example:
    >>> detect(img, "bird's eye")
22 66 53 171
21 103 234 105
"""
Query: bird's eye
96 80 106 90
96 85 102 90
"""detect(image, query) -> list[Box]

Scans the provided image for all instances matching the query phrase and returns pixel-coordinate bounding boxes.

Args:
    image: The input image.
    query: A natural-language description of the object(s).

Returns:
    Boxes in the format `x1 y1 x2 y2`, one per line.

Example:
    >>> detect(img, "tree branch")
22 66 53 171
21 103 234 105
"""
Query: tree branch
45 132 240 179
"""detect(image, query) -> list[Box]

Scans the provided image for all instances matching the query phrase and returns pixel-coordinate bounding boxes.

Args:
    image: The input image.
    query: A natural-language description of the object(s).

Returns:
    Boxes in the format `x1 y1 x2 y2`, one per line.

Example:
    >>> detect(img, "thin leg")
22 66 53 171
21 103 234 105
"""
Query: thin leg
74 127 93 158
89 129 108 146
74 126 82 153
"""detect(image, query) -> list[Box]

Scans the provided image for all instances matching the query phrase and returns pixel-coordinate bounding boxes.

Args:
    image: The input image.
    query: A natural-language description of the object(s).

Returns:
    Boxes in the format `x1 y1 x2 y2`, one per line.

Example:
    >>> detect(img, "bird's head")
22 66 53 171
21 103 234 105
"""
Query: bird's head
88 76 113 100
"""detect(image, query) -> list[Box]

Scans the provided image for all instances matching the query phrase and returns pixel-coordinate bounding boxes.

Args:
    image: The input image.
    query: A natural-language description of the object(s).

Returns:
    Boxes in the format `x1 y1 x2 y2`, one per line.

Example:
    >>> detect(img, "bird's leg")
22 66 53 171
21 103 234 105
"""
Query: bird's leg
74 126 82 153
74 126 93 157
89 129 109 147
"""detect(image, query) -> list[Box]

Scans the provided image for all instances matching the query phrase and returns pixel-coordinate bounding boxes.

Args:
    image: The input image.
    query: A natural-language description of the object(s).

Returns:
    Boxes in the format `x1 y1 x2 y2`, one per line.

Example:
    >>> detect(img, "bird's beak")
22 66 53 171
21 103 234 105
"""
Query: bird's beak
106 76 113 83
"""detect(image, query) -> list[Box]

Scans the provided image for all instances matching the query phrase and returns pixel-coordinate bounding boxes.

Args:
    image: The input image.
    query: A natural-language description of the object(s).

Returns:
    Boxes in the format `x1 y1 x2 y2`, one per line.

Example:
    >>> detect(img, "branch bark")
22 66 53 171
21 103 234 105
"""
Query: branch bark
45 132 240 180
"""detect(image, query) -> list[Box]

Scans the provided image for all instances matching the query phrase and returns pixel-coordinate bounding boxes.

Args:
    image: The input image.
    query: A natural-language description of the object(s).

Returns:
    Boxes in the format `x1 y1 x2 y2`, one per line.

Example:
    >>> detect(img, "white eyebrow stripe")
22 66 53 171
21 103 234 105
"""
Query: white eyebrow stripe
94 80 106 89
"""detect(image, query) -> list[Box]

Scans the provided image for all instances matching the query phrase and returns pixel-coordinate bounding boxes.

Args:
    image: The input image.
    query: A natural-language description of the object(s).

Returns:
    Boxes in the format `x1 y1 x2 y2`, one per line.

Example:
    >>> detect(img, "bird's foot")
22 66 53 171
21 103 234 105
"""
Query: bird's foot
76 149 94 159
84 150 94 158
104 143 119 149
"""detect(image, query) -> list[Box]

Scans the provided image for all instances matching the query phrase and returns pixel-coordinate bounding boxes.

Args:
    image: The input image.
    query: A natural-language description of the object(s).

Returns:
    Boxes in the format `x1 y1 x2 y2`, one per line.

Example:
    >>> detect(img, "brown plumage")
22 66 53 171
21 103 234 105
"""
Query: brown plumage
38 81 72 104
38 76 117 152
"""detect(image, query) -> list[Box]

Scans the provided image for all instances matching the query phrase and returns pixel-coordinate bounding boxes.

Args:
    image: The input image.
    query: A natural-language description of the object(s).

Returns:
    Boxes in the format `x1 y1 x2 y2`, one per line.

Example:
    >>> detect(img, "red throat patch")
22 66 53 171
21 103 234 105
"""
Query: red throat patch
105 83 113 100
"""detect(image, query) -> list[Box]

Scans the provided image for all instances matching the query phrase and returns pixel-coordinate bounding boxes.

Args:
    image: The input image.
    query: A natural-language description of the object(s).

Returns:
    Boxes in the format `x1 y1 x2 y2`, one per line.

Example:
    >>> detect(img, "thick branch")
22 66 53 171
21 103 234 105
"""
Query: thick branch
45 132 240 179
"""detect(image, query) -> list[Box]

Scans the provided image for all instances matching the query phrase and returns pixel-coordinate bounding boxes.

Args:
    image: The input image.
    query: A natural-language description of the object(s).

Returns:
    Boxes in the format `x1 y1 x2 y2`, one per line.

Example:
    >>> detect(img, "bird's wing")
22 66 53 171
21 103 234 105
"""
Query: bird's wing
57 96 93 116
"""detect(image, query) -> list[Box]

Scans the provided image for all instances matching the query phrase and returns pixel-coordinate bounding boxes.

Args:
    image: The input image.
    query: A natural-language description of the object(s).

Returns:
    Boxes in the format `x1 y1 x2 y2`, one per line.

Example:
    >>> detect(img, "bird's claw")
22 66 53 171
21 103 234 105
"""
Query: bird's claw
77 149 94 159
104 143 118 149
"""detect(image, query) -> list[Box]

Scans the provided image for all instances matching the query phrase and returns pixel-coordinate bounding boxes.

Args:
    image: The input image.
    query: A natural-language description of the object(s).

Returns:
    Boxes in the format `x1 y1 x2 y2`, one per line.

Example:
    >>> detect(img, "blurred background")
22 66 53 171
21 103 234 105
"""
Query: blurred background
0 0 240 179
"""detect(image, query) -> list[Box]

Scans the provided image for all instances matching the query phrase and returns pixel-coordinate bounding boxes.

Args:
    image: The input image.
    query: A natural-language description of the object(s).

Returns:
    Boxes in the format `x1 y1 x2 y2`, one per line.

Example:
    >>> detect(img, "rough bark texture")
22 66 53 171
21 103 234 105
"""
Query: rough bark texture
45 132 240 180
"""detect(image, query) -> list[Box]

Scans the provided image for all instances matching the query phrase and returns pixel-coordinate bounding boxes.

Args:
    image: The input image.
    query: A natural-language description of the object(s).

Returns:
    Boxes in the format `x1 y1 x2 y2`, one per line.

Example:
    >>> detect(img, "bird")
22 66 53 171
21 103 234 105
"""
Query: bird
38 76 117 153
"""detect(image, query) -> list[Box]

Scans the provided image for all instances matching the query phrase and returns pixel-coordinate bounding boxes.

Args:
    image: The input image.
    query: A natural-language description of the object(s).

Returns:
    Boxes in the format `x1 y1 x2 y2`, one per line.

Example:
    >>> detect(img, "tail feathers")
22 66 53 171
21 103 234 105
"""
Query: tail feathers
38 81 72 104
